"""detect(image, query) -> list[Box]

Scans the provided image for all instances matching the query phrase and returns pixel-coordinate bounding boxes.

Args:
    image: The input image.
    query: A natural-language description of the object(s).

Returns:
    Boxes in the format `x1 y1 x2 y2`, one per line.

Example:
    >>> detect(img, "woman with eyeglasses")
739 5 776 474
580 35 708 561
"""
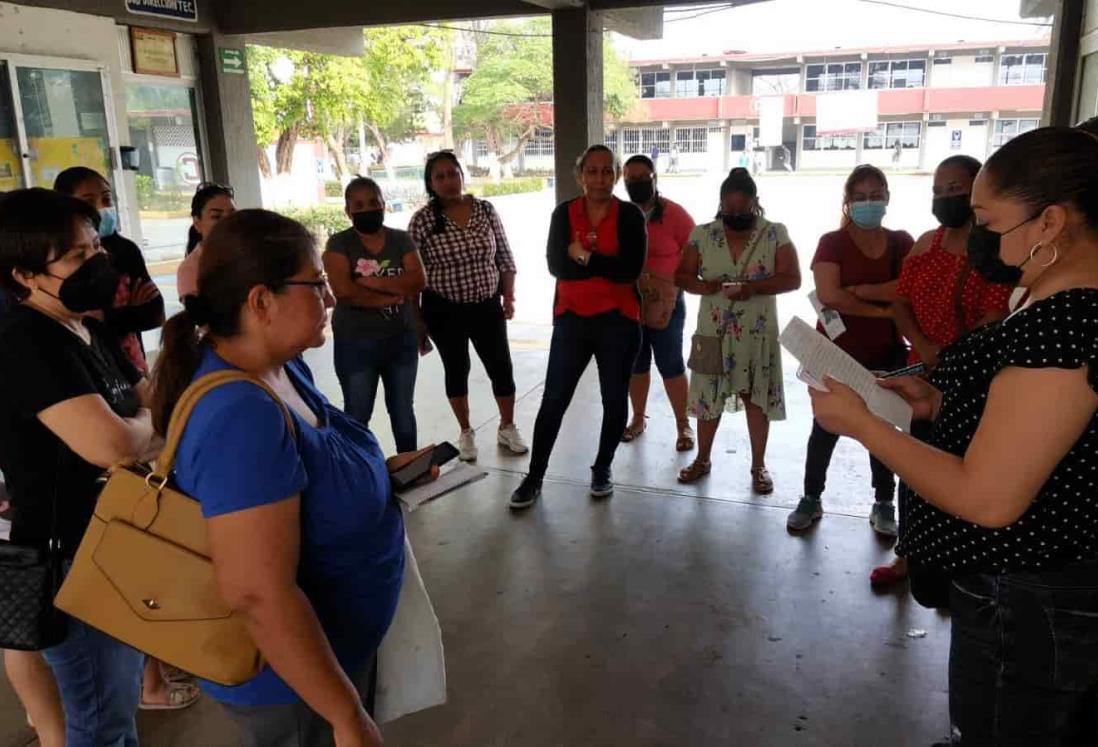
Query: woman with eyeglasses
810 126 1098 746
619 154 697 453
510 145 646 509
409 151 526 463
0 189 161 747
152 209 423 747
176 182 236 300
54 167 165 375
787 164 913 537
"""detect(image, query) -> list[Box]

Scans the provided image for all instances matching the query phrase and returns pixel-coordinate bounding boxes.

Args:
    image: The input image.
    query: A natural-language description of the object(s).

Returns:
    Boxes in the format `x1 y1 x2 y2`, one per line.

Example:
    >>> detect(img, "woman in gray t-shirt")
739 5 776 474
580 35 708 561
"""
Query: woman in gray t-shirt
323 177 427 451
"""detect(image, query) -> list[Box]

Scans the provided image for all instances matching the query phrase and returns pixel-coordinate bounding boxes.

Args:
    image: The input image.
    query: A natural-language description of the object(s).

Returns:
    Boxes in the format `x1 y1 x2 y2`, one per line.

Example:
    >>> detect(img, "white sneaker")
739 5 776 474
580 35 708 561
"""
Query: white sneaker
497 423 529 454
458 429 478 462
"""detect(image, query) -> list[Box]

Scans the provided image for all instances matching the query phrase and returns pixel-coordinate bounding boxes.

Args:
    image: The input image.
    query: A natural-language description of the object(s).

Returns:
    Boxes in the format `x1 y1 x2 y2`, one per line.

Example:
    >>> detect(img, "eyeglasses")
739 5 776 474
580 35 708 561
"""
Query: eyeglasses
196 181 234 197
282 273 330 294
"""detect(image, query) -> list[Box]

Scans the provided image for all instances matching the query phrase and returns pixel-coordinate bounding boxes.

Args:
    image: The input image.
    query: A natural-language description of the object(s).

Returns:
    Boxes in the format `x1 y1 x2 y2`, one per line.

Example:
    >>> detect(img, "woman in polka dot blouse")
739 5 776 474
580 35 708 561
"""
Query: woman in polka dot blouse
811 127 1098 745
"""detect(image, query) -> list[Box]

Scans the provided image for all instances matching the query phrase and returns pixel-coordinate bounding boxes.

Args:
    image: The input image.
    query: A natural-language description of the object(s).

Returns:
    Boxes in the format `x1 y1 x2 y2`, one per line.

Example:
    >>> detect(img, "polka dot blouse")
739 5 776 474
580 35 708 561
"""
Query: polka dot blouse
898 288 1098 573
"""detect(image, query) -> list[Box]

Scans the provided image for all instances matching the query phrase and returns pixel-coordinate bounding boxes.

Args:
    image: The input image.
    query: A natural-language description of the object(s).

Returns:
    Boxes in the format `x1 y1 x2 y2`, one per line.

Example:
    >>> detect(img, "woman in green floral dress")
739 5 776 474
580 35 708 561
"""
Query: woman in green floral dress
675 168 801 492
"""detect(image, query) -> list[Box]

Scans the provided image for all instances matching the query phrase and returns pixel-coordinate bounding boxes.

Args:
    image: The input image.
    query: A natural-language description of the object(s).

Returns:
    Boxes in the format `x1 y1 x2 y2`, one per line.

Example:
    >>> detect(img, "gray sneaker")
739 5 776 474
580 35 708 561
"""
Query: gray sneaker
870 501 898 537
787 496 823 531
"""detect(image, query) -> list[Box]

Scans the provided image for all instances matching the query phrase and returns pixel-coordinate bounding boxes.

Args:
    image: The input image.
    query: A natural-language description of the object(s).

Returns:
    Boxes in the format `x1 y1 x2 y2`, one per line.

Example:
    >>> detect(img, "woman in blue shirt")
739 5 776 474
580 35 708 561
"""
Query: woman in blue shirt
149 209 409 747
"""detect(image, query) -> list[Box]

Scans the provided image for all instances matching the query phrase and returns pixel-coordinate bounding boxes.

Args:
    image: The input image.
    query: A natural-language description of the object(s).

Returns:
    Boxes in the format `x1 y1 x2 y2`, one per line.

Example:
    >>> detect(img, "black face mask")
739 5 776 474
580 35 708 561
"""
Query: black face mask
351 209 385 234
47 253 119 313
966 215 1040 285
932 194 973 229
626 180 655 205
722 213 755 232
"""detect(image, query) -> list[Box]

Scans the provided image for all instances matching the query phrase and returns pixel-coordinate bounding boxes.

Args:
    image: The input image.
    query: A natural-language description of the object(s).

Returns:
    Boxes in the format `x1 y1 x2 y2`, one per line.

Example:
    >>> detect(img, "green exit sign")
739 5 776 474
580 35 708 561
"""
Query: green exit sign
219 48 245 75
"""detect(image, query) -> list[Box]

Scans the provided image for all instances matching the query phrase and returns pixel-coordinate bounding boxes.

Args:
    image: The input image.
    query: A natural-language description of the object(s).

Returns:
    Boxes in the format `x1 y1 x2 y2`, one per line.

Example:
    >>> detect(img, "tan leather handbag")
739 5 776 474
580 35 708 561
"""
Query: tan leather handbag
54 370 292 686
638 271 678 330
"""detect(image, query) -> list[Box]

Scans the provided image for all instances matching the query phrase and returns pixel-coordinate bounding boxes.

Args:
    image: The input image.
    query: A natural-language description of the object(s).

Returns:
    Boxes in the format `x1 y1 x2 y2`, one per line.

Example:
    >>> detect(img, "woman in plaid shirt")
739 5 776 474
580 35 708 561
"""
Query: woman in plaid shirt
409 151 527 462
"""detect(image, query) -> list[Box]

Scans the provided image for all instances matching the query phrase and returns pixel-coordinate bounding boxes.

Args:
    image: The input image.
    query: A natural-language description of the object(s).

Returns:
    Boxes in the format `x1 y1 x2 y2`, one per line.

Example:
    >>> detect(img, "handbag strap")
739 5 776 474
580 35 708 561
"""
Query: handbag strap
150 370 296 485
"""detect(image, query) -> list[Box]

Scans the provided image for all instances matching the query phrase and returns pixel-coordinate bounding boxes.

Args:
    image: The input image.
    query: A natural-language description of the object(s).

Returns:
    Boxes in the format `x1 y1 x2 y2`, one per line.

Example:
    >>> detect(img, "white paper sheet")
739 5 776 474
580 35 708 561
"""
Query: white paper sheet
780 316 912 432
397 462 487 512
808 290 846 340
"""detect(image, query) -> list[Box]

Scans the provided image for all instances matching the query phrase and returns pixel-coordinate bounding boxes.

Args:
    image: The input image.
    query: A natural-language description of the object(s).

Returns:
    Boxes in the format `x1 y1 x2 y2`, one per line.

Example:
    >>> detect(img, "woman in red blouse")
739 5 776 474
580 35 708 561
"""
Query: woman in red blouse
510 145 647 509
872 155 1012 587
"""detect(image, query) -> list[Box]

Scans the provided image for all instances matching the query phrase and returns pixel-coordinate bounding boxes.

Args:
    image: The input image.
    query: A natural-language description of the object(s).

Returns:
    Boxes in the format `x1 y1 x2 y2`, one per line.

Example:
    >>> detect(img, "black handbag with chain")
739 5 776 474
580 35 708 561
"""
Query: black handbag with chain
0 455 67 650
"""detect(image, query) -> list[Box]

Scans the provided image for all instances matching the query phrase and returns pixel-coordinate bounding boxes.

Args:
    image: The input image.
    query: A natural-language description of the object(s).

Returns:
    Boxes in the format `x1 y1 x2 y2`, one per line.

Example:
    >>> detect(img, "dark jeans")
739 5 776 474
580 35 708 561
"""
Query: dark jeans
421 290 516 400
633 292 686 379
949 562 1098 746
528 311 642 480
803 420 895 503
222 657 377 747
333 329 419 453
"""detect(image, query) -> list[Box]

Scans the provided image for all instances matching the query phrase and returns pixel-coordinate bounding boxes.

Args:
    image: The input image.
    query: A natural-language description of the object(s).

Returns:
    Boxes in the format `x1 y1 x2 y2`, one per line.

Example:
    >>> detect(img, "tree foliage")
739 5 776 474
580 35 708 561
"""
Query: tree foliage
247 27 443 177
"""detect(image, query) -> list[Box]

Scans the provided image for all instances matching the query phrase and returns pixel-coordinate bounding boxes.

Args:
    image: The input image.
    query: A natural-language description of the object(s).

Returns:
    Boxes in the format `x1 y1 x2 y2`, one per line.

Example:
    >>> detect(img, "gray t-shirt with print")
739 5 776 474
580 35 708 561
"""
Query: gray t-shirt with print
326 227 416 339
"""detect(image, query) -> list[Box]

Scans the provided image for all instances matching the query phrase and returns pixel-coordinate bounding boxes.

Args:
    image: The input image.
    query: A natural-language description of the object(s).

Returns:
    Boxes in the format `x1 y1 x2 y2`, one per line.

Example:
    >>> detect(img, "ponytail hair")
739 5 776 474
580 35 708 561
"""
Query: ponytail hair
151 209 316 435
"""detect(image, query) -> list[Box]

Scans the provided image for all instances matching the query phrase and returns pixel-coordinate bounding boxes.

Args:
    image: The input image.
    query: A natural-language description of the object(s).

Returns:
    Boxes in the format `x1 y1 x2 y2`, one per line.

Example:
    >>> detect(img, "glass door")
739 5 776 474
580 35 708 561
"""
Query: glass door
0 63 25 192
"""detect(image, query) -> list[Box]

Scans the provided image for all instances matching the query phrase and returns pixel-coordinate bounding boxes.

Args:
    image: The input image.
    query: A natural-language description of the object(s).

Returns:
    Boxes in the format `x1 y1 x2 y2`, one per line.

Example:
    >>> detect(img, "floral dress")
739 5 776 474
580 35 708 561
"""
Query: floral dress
687 217 788 422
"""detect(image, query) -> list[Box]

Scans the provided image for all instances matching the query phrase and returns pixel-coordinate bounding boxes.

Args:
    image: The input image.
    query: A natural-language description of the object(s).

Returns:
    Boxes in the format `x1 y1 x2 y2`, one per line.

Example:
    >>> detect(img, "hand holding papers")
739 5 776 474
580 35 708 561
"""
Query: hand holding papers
780 317 912 433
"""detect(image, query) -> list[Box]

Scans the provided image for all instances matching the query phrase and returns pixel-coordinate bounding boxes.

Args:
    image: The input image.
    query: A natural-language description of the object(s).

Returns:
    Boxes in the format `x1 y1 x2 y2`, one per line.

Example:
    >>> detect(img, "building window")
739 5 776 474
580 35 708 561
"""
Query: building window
639 71 672 98
473 140 489 157
969 119 989 126
752 68 802 95
639 128 672 155
992 118 1040 147
604 131 619 153
868 59 927 89
802 125 857 151
730 134 747 151
675 127 708 154
805 62 862 92
623 128 640 154
933 57 952 66
523 127 554 158
863 121 922 150
999 53 1046 85
673 69 726 98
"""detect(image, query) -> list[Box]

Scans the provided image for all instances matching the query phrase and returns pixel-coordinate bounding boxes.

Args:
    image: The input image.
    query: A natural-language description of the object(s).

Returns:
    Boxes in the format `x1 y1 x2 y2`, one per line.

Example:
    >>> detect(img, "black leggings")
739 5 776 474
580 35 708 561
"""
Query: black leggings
421 290 516 399
803 420 895 503
527 311 642 480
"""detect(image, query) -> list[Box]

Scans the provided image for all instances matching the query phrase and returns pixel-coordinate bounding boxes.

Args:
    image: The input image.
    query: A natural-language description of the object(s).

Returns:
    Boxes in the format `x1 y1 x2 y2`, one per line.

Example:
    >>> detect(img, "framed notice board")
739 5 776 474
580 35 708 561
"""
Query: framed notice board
130 27 179 77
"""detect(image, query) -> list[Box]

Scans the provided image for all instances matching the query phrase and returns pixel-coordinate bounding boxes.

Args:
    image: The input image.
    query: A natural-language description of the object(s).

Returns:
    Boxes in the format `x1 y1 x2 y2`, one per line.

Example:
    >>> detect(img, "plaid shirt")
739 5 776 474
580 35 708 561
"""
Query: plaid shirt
408 198 518 303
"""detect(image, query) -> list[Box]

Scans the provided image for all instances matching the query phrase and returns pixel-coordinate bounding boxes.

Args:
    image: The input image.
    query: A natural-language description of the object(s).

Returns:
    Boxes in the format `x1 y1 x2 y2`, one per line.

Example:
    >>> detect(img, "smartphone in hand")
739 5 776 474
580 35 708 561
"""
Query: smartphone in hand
391 442 460 491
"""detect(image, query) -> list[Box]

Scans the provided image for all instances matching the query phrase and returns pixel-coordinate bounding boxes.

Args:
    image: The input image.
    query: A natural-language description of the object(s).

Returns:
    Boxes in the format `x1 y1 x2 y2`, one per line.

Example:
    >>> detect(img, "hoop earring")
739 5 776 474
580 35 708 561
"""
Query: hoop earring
1029 242 1059 268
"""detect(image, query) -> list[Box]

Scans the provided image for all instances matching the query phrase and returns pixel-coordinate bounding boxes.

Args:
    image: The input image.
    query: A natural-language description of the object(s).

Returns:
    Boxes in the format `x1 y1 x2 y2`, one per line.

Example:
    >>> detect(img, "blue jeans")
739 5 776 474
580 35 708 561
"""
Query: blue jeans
333 330 419 453
949 561 1098 745
41 618 144 747
633 292 686 378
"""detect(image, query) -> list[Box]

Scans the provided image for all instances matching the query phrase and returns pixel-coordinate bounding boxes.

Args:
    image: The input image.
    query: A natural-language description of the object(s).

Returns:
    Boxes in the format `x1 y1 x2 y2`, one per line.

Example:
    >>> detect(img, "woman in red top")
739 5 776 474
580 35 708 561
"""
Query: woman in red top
788 165 913 537
510 145 647 509
871 155 1012 587
620 155 696 451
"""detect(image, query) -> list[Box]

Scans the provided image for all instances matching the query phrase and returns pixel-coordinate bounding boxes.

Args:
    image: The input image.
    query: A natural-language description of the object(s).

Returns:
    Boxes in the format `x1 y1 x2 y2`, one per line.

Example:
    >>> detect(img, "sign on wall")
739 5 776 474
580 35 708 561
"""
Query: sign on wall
951 130 963 150
757 97 785 147
124 1 198 24
816 91 879 135
218 48 245 75
130 27 179 77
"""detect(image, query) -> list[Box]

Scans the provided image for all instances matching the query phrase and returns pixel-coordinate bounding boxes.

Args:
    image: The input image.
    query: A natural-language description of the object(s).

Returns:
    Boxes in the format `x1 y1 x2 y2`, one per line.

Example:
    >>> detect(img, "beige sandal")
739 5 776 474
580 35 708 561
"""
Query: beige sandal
752 467 774 495
678 459 712 484
622 419 647 443
139 681 201 711
675 423 695 452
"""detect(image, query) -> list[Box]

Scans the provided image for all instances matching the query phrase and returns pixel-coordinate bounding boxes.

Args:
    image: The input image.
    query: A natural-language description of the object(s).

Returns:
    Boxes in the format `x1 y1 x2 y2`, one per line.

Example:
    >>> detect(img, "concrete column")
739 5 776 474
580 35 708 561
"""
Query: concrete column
552 8 604 204
1044 0 1086 125
196 34 263 208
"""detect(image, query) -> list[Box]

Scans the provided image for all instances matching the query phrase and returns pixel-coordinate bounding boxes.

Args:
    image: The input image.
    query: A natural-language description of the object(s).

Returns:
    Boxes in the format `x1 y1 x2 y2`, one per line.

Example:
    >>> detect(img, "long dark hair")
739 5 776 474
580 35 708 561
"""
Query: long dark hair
187 183 234 255
53 166 108 196
423 151 464 235
623 154 664 223
151 209 316 435
983 127 1098 233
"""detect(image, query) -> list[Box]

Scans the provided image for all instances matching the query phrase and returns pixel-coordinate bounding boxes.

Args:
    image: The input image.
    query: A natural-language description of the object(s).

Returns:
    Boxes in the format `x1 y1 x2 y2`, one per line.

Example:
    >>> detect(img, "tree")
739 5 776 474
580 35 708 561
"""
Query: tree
247 27 443 179
453 19 637 177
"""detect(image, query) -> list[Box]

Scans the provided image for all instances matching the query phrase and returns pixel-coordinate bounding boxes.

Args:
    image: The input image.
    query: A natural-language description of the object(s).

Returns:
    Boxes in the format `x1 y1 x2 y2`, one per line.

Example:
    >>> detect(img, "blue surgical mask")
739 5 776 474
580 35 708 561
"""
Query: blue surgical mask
850 200 887 229
98 207 118 238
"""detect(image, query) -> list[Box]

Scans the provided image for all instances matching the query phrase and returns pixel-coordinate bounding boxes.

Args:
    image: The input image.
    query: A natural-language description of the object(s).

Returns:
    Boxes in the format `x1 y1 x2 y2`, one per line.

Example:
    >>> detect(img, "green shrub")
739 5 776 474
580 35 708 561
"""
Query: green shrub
324 180 343 198
470 178 546 198
135 175 155 210
281 205 348 240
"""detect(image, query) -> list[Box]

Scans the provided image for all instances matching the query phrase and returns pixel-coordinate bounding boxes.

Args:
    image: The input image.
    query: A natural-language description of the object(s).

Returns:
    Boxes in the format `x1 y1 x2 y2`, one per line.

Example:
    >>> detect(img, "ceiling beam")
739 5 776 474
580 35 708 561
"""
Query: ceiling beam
216 0 536 34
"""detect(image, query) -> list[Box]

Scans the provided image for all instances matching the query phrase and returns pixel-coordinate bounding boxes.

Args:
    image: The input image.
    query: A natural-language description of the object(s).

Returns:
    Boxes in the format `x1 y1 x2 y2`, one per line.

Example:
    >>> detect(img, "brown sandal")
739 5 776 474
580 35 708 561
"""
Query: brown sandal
675 423 695 452
622 419 647 443
678 459 711 484
751 467 774 495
